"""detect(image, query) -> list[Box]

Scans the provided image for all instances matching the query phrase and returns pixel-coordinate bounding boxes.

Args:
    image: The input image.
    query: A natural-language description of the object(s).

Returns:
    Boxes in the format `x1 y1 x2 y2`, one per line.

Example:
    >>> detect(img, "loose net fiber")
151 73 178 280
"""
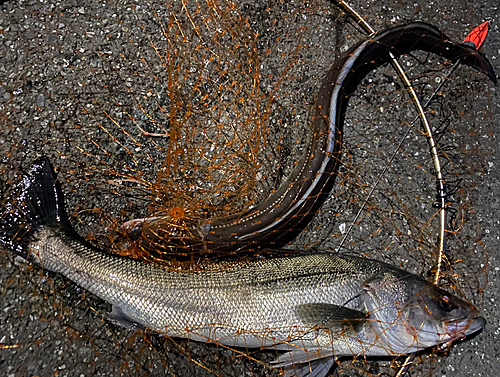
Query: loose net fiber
0 0 494 376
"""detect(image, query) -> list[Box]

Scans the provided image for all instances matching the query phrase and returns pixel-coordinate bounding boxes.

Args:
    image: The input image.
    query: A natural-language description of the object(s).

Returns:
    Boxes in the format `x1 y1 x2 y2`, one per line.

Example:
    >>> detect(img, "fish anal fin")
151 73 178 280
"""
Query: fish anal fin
286 358 336 377
108 305 147 332
273 351 336 377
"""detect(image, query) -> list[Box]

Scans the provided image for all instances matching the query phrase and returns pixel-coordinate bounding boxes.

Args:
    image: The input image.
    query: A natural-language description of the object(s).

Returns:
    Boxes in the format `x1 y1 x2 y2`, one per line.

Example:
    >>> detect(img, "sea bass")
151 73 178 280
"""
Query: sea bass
0 158 485 377
121 22 497 256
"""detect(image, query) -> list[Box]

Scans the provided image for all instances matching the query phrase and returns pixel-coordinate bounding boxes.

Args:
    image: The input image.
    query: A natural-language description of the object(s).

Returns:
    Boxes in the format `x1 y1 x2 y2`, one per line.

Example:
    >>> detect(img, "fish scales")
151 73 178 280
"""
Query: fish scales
13 195 485 364
29 222 435 360
10 200 484 374
32 225 378 338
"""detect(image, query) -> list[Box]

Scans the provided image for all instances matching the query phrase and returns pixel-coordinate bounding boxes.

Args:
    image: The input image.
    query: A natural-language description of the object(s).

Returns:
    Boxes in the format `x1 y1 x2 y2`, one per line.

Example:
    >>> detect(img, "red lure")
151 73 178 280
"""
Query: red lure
463 21 489 49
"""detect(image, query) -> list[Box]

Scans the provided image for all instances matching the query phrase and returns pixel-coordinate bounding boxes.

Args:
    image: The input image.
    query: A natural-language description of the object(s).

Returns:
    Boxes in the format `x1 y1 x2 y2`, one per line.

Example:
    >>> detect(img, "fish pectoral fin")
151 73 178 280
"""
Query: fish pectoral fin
296 303 367 331
107 305 147 332
272 351 336 377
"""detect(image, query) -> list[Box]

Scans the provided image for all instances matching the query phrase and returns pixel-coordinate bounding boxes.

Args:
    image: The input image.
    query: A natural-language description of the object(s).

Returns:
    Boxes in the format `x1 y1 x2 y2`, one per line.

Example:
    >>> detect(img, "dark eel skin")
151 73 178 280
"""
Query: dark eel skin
121 22 496 257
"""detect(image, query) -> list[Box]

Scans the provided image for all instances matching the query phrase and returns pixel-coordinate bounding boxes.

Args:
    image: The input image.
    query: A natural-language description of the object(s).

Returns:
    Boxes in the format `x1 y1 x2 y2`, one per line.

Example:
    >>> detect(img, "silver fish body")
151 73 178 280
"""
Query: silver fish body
0 159 485 376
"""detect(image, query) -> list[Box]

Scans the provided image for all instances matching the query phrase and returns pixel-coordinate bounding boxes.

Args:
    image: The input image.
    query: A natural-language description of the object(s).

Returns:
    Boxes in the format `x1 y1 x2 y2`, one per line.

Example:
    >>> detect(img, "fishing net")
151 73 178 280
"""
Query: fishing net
0 0 495 376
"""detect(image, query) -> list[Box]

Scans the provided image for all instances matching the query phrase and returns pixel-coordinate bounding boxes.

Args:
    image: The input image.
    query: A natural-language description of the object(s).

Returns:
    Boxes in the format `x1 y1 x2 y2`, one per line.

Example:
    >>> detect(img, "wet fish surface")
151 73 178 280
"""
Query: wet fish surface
123 22 497 256
0 157 486 377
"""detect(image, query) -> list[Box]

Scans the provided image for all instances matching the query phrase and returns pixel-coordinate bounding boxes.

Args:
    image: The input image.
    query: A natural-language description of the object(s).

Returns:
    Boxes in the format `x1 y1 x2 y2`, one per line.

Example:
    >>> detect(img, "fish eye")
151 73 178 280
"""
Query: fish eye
439 295 456 312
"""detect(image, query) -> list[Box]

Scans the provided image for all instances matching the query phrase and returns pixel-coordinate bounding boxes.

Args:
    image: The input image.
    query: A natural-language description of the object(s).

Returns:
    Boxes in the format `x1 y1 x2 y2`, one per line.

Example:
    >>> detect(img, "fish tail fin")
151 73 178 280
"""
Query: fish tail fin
0 157 69 259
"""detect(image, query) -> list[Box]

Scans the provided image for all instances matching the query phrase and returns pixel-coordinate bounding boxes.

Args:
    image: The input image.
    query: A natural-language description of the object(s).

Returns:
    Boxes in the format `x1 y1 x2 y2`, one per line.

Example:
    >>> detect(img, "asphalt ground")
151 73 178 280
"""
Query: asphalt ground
0 0 498 376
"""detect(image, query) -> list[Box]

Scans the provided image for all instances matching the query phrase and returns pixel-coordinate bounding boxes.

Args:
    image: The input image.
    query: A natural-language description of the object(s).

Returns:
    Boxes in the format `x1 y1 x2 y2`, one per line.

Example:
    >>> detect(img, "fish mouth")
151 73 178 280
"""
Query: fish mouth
464 316 486 336
447 316 486 340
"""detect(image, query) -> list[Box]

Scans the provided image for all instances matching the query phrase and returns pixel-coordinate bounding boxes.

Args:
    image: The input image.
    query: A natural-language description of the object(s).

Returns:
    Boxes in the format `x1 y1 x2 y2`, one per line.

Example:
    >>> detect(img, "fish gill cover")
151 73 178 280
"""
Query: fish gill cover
0 0 496 376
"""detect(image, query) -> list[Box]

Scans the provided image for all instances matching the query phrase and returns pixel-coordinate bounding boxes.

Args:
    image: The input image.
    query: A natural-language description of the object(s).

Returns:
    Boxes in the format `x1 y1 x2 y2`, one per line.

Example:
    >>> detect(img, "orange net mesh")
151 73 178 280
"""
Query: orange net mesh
0 0 494 376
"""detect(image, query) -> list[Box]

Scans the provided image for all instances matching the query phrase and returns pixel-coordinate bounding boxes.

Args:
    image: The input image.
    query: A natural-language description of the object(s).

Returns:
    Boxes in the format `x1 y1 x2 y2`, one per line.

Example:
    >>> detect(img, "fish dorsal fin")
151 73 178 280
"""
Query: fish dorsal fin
296 303 367 330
